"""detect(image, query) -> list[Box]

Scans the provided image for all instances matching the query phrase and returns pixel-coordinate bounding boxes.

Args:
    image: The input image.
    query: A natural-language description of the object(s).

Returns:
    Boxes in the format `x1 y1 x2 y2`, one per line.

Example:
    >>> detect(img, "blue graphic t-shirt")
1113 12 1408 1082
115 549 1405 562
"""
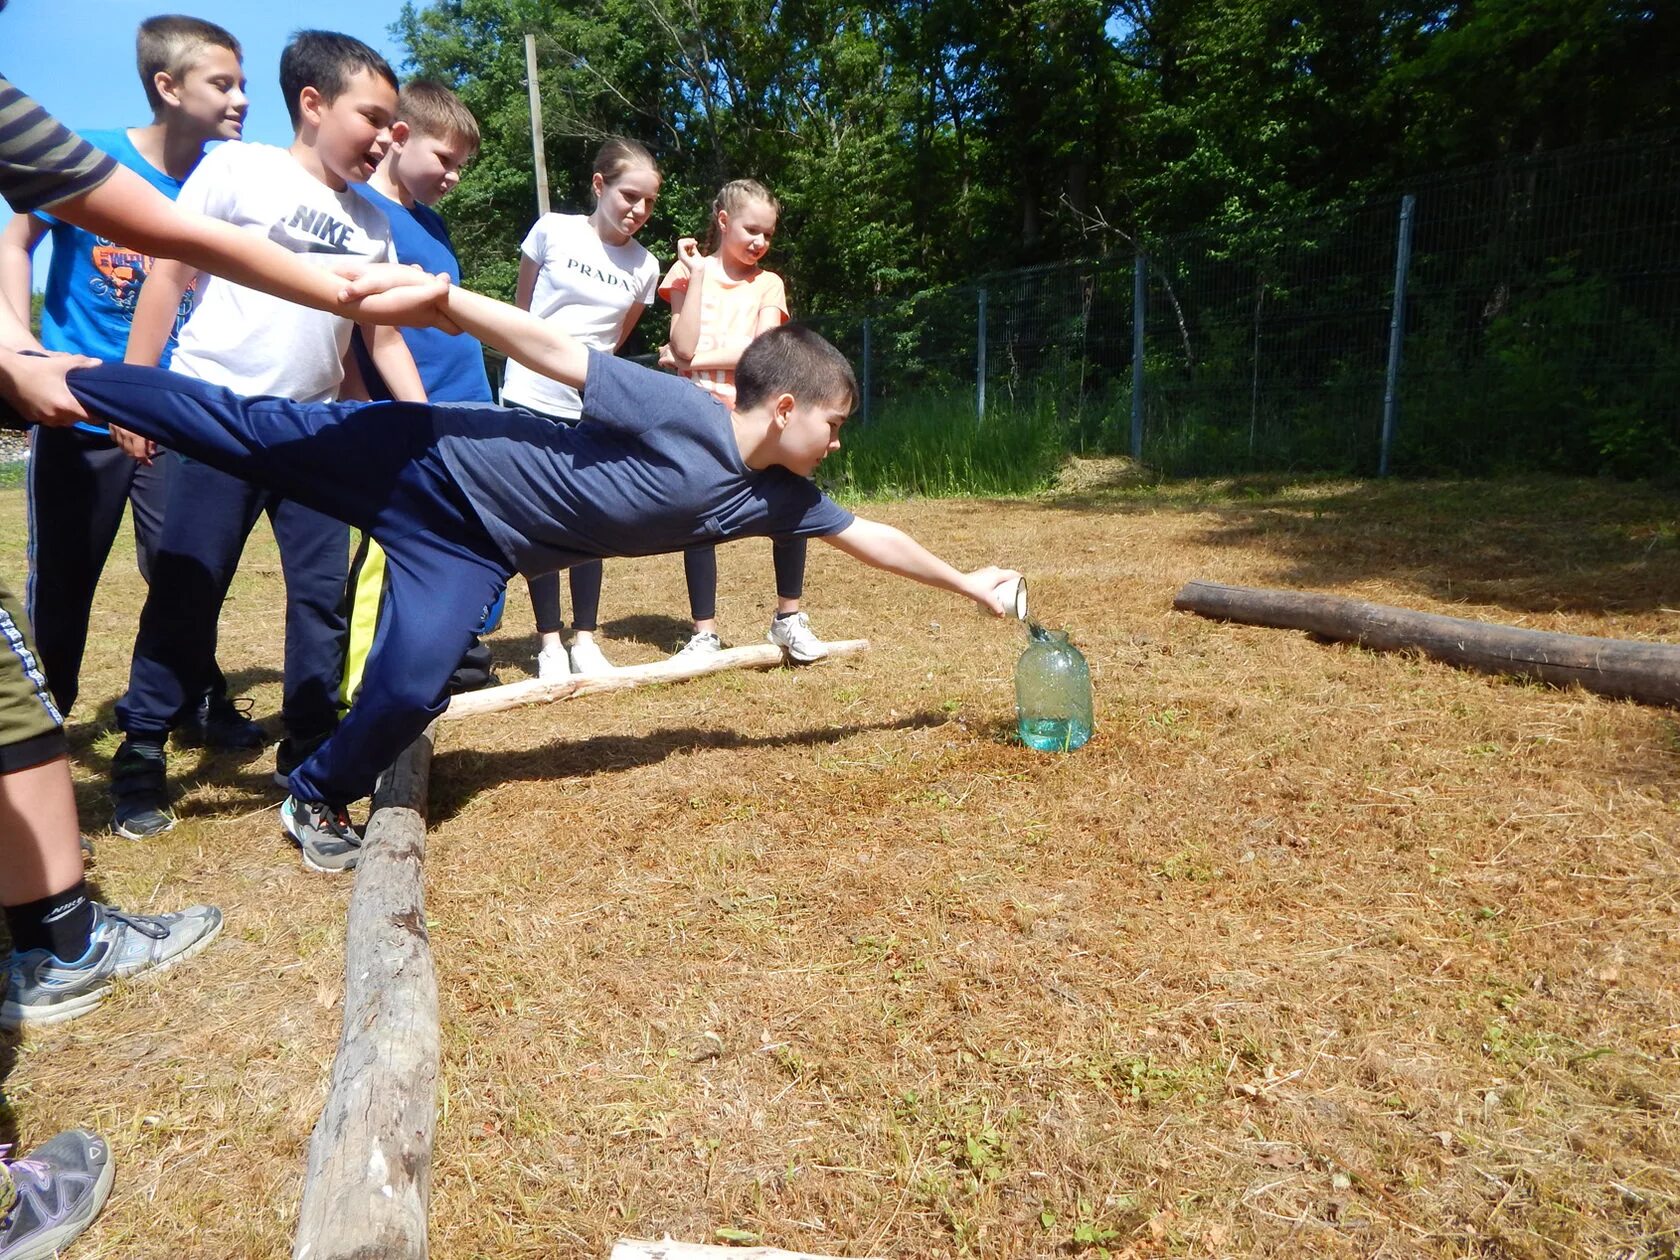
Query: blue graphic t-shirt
37 128 196 431
351 183 491 403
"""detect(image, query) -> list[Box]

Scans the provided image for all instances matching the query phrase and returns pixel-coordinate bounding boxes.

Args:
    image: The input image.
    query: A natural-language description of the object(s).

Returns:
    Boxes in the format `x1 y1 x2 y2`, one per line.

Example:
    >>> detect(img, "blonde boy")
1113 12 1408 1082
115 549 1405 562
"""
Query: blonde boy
0 16 259 734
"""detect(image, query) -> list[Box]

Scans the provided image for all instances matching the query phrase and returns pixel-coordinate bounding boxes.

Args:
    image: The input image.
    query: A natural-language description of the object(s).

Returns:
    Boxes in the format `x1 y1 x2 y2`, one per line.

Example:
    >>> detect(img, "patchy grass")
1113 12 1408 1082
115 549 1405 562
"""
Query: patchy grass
2 473 1679 1258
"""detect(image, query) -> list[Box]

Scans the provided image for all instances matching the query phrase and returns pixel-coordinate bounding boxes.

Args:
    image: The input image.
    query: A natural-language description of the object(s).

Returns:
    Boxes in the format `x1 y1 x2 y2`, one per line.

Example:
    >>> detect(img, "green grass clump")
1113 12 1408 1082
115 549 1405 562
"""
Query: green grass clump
826 391 1066 499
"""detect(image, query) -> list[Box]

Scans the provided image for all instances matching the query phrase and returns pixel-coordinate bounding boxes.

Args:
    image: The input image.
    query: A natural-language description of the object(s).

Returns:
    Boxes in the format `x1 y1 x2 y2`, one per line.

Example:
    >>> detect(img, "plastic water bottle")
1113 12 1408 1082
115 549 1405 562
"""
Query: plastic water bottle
1015 624 1093 751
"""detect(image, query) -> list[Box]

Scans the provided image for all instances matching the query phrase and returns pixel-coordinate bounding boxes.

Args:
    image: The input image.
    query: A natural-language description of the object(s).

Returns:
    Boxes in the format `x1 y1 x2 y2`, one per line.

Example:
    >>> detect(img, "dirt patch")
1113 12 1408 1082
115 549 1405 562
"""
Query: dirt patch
3 475 1678 1258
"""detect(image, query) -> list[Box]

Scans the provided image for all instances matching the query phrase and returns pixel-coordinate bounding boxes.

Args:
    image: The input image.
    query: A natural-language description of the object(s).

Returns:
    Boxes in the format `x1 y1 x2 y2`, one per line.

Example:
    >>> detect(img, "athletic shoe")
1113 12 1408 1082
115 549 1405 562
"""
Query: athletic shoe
109 740 174 840
280 796 361 874
568 638 615 676
271 732 330 790
0 1129 114 1260
0 901 223 1030
174 693 266 752
767 611 830 663
672 631 722 659
536 644 570 682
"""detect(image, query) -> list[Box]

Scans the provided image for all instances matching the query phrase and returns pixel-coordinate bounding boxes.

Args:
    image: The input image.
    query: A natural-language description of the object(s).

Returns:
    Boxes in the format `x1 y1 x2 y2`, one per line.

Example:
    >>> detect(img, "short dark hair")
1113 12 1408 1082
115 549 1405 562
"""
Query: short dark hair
279 30 399 129
735 325 859 414
136 15 242 113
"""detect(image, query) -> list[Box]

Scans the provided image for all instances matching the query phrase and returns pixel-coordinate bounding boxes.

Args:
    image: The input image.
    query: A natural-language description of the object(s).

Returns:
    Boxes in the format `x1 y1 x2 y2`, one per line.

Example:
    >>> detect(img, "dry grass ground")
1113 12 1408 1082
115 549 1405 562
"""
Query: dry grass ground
2 469 1678 1259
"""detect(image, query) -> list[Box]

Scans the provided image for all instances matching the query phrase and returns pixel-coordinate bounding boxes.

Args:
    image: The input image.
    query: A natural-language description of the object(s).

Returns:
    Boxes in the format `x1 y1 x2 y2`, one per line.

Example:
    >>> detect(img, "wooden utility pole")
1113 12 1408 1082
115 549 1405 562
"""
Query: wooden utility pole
524 33 550 216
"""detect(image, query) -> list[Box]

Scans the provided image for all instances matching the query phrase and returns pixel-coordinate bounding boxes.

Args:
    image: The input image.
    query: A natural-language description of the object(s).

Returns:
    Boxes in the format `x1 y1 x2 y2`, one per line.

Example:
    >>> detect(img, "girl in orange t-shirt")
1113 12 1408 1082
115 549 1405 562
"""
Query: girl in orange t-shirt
659 179 831 663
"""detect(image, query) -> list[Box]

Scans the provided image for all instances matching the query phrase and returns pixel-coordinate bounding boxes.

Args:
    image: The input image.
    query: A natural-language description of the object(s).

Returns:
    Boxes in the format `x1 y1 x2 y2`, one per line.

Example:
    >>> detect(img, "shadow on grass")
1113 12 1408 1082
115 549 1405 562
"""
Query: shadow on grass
1039 472 1680 617
63 665 286 754
427 709 952 825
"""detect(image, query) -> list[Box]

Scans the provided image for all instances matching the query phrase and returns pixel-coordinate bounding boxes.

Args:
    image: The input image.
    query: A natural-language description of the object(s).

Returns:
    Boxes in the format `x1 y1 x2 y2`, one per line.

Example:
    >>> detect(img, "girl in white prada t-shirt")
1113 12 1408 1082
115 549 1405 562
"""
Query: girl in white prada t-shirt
501 138 661 680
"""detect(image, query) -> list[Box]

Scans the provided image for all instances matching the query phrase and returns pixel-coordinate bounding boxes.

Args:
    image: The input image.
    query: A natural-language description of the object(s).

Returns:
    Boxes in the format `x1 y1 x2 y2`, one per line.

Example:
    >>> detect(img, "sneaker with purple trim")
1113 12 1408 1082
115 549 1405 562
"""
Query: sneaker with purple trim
0 1128 114 1260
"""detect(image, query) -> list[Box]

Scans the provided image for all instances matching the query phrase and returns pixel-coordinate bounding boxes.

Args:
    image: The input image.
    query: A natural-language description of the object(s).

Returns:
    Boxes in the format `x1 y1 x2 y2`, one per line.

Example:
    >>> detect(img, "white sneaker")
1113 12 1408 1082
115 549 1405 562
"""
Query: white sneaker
568 637 615 676
767 611 829 663
536 644 570 681
672 630 722 659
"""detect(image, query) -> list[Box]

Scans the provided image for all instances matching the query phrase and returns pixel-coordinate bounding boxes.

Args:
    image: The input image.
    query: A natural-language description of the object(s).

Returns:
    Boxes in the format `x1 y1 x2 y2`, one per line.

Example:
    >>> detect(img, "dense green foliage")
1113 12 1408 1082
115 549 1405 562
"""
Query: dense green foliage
824 392 1069 498
394 0 1676 320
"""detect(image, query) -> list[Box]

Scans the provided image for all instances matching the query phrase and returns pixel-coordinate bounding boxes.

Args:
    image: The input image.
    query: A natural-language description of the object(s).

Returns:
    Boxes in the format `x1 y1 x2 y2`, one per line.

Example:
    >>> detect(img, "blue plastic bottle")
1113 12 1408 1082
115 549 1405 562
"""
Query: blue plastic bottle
1015 625 1093 751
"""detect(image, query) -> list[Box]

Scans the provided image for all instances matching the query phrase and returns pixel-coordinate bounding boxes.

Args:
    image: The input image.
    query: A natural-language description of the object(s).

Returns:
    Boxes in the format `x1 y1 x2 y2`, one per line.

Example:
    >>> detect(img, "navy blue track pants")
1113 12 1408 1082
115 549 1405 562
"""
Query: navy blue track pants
66 364 511 807
26 424 170 714
115 454 348 747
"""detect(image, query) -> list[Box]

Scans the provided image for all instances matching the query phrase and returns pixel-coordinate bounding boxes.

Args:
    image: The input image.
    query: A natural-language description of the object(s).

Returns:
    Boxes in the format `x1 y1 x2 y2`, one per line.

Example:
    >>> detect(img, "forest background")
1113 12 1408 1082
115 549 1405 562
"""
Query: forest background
396 0 1678 479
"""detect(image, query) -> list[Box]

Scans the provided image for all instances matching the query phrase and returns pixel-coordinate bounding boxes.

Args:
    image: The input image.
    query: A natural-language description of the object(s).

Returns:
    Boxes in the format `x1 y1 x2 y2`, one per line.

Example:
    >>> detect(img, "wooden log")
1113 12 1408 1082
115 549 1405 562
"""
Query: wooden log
611 1240 886 1260
1173 580 1680 707
293 725 439 1260
440 638 871 723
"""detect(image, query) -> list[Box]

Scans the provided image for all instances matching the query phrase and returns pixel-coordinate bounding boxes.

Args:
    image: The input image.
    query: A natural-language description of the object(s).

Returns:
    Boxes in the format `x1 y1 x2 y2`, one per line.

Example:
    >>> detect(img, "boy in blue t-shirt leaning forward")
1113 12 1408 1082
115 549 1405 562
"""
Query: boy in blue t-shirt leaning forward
0 15 260 745
344 79 503 702
51 304 1020 874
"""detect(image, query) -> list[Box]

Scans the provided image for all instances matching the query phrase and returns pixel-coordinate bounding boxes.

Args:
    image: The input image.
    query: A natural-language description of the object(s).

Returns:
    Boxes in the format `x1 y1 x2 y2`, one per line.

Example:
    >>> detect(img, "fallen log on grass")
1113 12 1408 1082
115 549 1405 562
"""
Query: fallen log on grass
293 724 438 1260
612 1240 886 1260
440 638 871 722
1173 580 1680 707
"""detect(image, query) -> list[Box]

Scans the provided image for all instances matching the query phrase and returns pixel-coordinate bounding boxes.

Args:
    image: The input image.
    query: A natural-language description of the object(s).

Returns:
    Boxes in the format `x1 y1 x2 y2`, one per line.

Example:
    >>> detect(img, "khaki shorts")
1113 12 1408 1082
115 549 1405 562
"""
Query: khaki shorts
0 571 66 772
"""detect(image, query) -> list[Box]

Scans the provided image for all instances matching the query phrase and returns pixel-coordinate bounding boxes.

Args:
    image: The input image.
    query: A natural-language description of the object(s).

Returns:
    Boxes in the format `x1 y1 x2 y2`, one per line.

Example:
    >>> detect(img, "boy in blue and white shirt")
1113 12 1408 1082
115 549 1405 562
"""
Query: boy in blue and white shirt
0 15 257 740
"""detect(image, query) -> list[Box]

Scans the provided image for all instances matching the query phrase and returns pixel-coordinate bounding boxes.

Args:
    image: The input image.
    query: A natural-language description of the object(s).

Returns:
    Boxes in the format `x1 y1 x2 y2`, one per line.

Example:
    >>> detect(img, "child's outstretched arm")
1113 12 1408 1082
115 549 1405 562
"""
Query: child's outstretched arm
439 283 588 391
825 517 1020 615
54 165 450 328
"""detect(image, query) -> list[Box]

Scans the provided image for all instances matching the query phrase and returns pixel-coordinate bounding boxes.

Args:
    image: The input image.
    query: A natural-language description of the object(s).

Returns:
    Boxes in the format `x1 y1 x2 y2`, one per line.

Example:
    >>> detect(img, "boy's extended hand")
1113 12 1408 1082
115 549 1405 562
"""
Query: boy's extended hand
0 351 98 426
333 263 460 333
963 566 1026 616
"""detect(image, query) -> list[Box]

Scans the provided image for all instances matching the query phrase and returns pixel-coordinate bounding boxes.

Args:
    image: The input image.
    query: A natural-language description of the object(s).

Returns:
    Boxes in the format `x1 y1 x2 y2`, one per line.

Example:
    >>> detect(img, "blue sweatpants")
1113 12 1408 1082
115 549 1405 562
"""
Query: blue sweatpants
66 364 511 808
115 455 348 747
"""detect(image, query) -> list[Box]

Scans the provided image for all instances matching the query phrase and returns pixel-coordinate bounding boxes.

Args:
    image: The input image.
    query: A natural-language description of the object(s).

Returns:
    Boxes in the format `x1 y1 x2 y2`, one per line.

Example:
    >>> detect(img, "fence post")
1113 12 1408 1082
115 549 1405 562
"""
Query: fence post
1379 194 1417 477
860 316 872 426
976 287 988 422
1131 251 1147 461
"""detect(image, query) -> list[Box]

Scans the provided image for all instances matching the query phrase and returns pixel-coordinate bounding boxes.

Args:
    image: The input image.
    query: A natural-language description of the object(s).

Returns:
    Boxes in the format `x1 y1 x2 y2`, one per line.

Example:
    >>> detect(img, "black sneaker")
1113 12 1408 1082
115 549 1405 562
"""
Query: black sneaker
109 740 174 840
174 693 266 753
271 732 330 790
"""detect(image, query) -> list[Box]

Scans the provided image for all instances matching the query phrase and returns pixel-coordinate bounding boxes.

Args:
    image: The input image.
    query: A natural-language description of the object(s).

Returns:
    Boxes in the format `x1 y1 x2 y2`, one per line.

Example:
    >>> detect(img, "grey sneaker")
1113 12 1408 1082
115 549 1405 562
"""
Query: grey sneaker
0 1129 114 1260
672 630 722 659
280 796 361 873
109 739 174 840
767 611 829 663
1 902 223 1030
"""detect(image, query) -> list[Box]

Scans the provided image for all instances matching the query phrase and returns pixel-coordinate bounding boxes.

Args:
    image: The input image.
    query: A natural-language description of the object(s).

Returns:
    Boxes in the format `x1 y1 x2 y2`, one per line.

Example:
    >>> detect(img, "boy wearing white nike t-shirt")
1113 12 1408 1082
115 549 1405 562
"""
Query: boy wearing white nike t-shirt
106 31 431 866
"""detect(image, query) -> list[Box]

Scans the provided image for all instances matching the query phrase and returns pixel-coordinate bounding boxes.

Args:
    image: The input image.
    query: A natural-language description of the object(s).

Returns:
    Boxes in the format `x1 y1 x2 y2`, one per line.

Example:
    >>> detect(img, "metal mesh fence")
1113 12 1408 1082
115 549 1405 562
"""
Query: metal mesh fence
810 131 1680 478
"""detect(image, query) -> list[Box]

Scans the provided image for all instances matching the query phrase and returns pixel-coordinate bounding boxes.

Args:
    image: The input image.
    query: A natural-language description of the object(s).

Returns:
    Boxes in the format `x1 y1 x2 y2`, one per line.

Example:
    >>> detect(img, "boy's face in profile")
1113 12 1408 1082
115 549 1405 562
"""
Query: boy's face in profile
168 45 248 143
306 67 399 188
393 129 476 207
773 394 849 477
